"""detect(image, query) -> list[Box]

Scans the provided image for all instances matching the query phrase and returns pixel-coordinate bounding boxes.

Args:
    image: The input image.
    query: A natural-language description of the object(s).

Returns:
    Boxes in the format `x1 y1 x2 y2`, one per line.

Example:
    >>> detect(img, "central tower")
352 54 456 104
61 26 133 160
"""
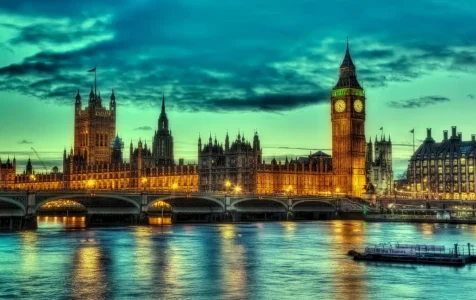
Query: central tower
331 41 366 197
152 95 174 165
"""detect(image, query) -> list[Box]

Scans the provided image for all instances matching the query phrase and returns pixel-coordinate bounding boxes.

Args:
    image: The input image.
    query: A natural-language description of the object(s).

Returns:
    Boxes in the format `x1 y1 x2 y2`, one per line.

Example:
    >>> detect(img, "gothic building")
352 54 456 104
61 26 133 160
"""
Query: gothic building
330 41 366 197
0 158 16 189
74 87 116 165
152 96 174 166
198 132 262 192
197 41 368 197
9 83 197 192
407 127 476 200
365 135 393 195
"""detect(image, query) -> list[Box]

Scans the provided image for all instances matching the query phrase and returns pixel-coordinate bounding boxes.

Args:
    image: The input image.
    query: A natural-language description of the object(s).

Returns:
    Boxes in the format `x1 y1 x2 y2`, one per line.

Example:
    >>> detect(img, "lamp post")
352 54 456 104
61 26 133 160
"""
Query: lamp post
225 180 231 195
141 177 148 191
234 185 242 194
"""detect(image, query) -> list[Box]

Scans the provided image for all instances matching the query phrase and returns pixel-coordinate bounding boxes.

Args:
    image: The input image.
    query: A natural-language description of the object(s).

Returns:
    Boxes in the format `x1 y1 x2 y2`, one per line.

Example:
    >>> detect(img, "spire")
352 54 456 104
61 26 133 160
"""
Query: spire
89 86 94 100
75 89 81 103
341 37 355 69
333 38 362 90
161 94 165 114
110 89 115 102
369 136 372 143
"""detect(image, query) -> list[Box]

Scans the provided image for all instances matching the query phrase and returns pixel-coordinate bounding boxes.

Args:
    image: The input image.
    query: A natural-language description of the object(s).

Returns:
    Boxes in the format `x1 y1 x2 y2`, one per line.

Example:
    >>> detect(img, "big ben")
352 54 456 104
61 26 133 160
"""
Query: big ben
331 41 366 197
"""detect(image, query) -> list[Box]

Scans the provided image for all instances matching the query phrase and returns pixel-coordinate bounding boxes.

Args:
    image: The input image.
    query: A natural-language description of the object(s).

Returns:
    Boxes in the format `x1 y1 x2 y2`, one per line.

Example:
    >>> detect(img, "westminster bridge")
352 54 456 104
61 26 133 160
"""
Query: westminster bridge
2 191 474 229
0 190 372 228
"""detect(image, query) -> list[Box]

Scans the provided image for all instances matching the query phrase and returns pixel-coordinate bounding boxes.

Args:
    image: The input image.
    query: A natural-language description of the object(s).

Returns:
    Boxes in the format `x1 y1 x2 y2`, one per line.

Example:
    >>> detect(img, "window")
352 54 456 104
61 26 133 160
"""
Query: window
438 160 443 166
445 159 450 166
453 159 458 165
461 158 466 165
438 167 443 174
430 160 435 166
453 167 458 174
470 166 474 173
461 166 466 173
423 160 428 167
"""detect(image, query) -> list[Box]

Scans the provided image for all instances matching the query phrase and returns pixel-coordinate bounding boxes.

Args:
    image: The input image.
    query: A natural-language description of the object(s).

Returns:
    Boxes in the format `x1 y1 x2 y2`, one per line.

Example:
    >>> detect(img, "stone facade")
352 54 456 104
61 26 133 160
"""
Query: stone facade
407 127 476 200
365 135 393 195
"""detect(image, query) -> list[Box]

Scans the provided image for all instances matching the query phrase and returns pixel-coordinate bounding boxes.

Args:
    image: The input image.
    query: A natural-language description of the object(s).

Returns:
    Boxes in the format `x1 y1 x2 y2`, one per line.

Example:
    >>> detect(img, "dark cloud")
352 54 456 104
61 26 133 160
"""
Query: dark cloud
0 1 476 112
18 140 33 144
388 96 450 109
467 94 475 99
195 91 329 112
134 126 153 131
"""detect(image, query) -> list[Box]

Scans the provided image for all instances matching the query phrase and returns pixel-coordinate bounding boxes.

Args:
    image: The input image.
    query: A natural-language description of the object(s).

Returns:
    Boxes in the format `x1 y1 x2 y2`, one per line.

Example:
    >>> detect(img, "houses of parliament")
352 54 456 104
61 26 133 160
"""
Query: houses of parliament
0 43 384 197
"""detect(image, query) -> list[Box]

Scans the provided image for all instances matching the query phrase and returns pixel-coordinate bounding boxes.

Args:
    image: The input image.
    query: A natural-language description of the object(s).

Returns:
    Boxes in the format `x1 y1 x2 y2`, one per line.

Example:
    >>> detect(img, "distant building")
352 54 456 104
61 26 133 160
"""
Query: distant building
0 158 16 189
407 126 476 200
365 135 393 195
198 132 262 192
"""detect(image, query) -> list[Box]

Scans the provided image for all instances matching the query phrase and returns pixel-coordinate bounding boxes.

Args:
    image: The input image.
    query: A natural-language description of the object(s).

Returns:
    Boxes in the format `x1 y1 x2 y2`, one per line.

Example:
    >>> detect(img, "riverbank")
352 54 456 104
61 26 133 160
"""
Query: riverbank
365 214 476 224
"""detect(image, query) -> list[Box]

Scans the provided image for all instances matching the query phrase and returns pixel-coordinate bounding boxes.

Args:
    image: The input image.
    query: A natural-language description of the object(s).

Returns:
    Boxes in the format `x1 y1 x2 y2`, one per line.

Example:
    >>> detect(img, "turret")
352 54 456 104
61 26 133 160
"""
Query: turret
26 158 33 175
198 134 202 152
253 131 260 152
75 89 81 111
158 95 169 132
110 89 116 113
225 131 230 152
97 91 102 106
89 86 95 105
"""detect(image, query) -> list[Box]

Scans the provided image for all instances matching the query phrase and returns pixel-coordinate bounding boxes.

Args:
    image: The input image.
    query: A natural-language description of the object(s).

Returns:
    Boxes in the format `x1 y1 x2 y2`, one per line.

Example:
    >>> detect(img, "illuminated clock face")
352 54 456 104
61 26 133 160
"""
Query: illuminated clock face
354 99 363 112
334 100 346 112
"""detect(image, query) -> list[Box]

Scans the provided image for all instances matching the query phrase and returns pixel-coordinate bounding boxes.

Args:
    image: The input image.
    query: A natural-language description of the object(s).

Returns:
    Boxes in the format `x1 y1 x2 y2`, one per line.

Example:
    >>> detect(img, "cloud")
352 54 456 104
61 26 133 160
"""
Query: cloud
18 139 33 144
0 1 476 113
467 94 475 99
134 126 153 131
388 96 450 109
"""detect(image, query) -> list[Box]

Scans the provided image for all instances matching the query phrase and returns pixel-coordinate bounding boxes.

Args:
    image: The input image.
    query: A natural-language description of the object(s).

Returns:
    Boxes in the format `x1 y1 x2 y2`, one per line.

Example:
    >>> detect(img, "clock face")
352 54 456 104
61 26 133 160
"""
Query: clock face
334 100 346 112
354 99 363 112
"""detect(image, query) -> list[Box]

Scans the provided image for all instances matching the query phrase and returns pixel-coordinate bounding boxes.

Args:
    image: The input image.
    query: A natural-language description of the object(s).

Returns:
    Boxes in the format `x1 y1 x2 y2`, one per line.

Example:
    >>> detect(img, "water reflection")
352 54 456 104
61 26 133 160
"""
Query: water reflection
38 216 86 229
219 224 248 299
19 231 38 274
2 222 476 300
71 245 110 299
149 216 172 225
330 221 367 300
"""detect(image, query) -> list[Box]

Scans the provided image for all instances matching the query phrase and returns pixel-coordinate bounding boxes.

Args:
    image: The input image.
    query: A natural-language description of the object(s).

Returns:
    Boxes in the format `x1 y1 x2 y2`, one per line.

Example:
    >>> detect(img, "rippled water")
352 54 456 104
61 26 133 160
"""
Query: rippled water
1 220 475 299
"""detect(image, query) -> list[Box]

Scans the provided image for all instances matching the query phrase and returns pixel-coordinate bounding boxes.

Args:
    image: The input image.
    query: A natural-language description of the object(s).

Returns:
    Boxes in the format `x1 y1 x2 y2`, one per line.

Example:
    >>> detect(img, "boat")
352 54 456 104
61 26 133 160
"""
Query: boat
348 242 475 266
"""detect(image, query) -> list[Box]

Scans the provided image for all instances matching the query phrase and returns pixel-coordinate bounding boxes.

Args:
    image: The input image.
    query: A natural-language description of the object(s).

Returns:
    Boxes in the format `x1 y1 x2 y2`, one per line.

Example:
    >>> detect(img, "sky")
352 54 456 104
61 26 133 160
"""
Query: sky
1 0 476 176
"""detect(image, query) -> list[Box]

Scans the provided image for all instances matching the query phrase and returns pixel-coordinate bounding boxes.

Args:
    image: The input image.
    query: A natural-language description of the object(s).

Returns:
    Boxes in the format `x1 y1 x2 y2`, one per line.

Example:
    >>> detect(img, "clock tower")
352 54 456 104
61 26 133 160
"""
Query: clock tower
331 41 366 197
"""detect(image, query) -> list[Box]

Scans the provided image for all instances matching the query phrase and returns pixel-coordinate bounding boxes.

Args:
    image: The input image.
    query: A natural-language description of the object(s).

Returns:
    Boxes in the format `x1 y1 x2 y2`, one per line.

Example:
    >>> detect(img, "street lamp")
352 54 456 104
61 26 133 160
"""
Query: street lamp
285 185 293 198
87 179 95 189
225 180 231 193
141 177 148 191
234 185 242 194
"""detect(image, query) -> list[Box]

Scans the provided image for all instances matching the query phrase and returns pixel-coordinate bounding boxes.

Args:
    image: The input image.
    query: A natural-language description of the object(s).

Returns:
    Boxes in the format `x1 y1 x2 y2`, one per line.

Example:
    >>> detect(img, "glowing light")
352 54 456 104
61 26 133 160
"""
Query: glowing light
141 177 148 184
234 185 242 193
87 179 96 188
225 180 232 188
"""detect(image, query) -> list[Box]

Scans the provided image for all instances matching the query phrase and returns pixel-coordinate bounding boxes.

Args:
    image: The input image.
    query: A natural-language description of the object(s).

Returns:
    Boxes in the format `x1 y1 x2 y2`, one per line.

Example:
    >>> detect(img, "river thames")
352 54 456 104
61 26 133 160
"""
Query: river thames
1 220 475 299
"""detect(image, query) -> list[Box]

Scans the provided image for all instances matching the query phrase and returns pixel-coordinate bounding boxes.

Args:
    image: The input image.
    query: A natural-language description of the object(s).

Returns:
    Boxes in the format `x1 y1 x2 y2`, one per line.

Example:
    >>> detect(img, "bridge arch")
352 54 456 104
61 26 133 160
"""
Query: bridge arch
230 197 288 211
35 194 141 211
146 195 225 211
291 200 336 210
0 196 26 213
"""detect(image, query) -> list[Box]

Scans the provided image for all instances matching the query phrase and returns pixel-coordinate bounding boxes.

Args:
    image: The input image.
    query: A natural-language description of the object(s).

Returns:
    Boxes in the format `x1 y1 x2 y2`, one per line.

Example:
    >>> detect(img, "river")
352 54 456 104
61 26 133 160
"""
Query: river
0 219 475 299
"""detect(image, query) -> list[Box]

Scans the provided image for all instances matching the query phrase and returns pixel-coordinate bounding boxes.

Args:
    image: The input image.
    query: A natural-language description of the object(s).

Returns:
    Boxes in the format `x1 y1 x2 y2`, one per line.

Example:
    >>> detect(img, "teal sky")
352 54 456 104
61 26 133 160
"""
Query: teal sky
1 0 476 176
